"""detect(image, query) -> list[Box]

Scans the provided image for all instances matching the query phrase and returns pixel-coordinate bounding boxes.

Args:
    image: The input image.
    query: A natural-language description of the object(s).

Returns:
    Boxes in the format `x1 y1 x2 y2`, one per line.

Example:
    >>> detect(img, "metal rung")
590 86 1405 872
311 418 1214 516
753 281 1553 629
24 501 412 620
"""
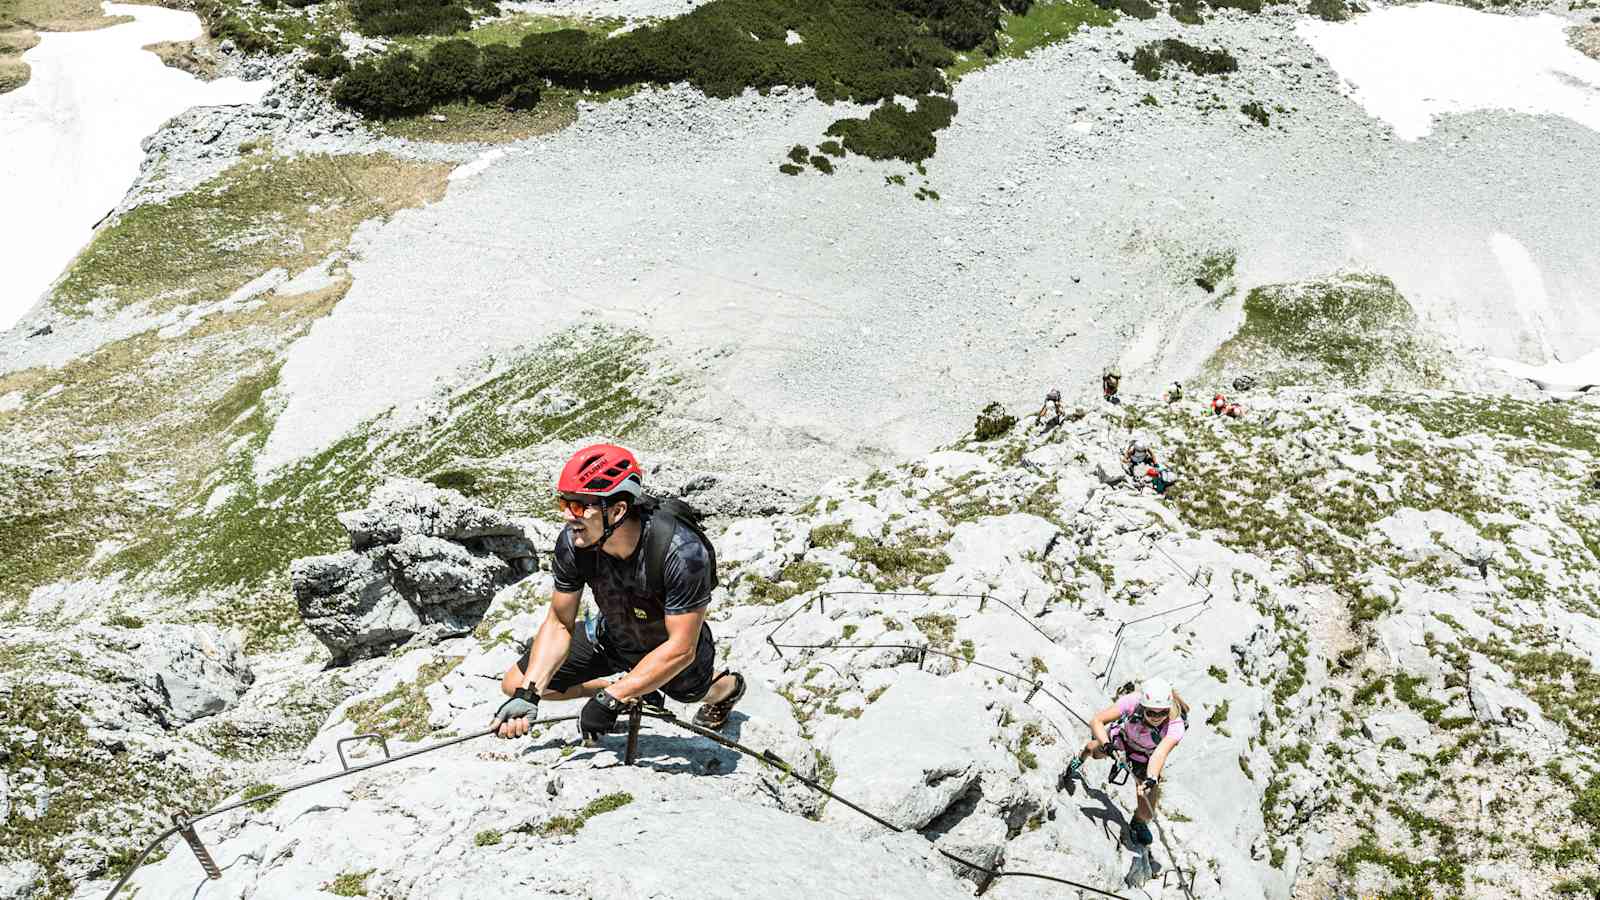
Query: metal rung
336 734 391 771
174 811 220 880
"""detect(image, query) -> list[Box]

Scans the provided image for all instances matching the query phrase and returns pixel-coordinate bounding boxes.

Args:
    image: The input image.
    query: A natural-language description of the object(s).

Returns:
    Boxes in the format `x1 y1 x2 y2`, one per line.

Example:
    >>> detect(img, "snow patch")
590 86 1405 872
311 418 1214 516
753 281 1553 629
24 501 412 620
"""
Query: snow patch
1297 3 1600 140
0 3 270 330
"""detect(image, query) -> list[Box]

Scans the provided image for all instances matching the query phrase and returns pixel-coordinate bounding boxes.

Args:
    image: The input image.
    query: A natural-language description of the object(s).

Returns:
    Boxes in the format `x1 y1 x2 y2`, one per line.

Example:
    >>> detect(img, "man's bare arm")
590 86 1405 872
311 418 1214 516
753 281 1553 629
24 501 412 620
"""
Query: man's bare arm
605 606 706 703
519 590 581 695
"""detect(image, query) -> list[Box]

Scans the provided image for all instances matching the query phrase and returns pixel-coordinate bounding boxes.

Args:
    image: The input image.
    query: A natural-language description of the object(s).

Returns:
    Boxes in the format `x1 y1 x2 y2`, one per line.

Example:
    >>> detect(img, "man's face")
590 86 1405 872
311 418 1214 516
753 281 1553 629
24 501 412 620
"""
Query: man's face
560 495 619 548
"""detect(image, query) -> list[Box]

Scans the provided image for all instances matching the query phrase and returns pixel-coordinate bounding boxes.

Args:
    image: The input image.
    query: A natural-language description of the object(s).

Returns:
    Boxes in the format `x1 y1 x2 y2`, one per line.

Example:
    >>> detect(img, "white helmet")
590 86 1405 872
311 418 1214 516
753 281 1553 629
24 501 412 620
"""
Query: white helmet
1140 677 1173 711
1130 432 1151 449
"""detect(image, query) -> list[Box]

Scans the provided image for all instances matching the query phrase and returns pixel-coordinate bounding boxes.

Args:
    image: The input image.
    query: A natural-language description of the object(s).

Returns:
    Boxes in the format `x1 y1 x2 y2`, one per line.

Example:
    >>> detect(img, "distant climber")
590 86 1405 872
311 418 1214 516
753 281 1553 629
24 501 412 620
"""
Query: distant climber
1102 368 1123 405
1064 677 1190 850
1123 435 1175 495
1122 433 1157 473
1032 389 1067 432
494 444 745 746
1164 381 1183 404
1211 393 1244 418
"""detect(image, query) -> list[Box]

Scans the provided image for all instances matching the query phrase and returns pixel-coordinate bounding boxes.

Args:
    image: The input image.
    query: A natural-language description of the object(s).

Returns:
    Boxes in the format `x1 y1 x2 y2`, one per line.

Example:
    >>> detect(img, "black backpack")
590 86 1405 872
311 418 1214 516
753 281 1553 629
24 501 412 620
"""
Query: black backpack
636 494 719 598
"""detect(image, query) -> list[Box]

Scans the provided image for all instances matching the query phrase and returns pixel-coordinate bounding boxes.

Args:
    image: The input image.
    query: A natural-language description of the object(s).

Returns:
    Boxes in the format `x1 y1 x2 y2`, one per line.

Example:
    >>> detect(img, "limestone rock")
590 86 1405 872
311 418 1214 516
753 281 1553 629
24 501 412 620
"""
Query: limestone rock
292 479 537 663
130 624 254 723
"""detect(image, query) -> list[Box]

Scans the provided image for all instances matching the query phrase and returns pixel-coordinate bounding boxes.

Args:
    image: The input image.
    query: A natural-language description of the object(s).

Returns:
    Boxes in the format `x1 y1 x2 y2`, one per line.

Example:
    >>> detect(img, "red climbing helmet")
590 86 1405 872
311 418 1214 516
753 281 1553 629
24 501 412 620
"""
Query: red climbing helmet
557 443 644 501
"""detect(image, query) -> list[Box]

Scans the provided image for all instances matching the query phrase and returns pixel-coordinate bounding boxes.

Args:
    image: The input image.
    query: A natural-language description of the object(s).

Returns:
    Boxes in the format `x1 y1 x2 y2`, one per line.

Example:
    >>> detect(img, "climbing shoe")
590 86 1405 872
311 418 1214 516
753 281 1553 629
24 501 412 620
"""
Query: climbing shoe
1062 757 1083 794
692 671 746 732
1130 819 1153 847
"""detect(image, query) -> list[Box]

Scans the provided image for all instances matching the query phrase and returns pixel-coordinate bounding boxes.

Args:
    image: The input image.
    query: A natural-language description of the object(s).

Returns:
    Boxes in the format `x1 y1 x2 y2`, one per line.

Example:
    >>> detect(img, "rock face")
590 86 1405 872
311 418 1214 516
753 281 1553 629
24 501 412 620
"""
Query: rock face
132 623 255 723
291 479 538 663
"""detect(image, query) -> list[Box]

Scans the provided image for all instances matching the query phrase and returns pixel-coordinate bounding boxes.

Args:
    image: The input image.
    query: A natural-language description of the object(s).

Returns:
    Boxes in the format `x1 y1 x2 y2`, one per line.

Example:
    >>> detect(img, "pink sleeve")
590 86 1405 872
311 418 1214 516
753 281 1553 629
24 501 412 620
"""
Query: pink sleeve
1114 693 1140 716
1166 718 1186 743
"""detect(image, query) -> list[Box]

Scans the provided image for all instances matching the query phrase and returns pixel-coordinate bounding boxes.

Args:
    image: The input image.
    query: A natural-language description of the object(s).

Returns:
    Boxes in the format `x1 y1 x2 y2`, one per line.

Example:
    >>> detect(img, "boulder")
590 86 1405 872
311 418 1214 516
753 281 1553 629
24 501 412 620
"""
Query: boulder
292 479 538 663
130 624 254 723
0 861 41 900
824 670 1009 832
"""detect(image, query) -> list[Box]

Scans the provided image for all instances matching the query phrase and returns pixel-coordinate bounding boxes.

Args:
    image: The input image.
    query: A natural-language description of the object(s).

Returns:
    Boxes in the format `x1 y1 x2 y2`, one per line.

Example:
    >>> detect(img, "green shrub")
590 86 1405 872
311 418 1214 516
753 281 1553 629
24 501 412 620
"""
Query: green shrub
973 401 1016 441
778 163 804 175
1169 0 1203 23
818 140 845 157
334 0 1022 162
824 95 958 163
1129 38 1238 80
1132 45 1162 80
809 154 836 174
1092 0 1156 17
1209 0 1261 11
787 145 810 164
1307 0 1348 20
1241 100 1269 127
352 0 497 38
302 36 353 79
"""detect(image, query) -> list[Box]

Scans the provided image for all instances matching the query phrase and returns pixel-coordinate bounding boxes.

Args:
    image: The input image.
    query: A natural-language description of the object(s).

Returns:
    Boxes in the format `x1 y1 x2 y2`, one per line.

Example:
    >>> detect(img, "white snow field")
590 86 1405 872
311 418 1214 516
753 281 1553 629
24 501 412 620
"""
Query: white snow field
0 2 268 330
1297 3 1600 141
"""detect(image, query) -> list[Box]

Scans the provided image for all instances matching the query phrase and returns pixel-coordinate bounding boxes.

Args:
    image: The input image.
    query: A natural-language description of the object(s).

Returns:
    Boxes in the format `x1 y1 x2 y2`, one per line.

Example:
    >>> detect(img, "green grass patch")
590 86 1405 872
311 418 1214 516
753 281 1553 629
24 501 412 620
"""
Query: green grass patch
241 783 281 812
1207 274 1444 390
326 869 375 897
343 656 463 741
54 153 448 317
534 791 634 836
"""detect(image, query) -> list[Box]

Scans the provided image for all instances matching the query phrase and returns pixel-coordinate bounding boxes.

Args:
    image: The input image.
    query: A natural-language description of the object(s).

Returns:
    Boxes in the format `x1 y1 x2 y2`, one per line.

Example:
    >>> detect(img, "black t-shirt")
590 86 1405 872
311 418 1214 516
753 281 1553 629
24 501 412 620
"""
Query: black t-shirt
551 508 714 665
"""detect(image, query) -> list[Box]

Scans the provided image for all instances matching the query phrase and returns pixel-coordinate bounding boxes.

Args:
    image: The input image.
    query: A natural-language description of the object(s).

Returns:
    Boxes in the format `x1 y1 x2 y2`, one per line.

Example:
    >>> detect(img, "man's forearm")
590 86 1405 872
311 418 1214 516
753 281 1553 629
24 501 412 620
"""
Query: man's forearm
607 641 696 702
522 618 574 695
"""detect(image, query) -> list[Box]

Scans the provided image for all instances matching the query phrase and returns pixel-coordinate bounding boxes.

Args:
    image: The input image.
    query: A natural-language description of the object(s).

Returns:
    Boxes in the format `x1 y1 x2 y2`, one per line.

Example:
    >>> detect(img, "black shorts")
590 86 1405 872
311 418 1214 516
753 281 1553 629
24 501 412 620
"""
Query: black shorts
517 618 718 704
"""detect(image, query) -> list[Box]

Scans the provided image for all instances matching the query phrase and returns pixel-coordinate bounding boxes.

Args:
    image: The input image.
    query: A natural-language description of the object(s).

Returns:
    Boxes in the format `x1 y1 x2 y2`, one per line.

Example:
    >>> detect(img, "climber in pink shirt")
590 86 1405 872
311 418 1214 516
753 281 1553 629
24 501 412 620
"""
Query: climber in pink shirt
1064 677 1190 848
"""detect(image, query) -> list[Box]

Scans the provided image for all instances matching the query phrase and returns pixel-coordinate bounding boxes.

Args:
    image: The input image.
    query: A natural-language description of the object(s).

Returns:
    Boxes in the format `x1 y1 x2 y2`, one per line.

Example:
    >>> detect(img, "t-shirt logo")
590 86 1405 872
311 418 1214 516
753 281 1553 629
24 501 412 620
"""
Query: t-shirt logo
632 608 648 619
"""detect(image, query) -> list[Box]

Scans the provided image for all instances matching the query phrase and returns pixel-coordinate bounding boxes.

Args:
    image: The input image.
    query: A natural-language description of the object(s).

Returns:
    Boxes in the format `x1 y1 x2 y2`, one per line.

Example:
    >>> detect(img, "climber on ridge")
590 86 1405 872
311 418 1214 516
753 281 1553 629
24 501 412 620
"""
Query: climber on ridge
1064 677 1190 849
1102 367 1123 404
1211 393 1244 419
1031 389 1067 432
493 443 745 745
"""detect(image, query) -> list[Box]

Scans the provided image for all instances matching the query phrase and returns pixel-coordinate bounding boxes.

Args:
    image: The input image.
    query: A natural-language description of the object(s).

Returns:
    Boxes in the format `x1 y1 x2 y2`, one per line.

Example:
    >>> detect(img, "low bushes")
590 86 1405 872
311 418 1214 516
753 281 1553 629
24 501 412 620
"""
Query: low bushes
1128 38 1238 80
334 0 1031 162
333 41 543 116
352 0 500 38
824 94 958 162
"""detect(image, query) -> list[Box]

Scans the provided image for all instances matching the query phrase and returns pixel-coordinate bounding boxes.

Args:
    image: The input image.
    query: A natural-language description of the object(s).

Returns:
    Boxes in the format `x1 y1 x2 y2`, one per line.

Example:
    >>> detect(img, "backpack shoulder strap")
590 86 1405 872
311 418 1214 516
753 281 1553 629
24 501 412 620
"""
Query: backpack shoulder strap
643 497 718 599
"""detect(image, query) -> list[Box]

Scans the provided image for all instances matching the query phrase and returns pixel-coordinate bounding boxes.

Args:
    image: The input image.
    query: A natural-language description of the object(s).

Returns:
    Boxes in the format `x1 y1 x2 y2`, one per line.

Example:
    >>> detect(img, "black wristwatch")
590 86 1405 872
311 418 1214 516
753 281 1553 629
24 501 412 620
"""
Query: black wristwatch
513 685 539 703
594 688 628 712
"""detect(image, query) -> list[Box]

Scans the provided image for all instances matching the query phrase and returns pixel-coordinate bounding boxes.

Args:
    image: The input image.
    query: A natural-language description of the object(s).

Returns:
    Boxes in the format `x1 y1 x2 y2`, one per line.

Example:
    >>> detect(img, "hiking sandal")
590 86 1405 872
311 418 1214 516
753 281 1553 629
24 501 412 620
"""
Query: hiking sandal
692 671 745 732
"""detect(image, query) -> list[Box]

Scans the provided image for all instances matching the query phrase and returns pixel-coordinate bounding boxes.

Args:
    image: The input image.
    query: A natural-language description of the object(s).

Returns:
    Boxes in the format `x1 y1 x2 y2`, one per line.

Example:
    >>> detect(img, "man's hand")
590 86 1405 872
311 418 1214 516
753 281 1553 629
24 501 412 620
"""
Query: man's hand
579 689 625 742
1139 776 1158 794
493 688 539 739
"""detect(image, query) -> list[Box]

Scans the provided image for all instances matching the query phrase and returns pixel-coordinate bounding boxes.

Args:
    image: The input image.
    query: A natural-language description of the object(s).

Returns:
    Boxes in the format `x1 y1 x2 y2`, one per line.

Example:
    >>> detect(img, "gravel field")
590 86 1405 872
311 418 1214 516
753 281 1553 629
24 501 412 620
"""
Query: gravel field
258 4 1600 486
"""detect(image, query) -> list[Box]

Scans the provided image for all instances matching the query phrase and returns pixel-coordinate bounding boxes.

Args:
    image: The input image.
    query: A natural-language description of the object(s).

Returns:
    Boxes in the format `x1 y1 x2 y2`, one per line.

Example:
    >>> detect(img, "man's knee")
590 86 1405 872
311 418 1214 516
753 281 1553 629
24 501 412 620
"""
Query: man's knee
500 666 521 697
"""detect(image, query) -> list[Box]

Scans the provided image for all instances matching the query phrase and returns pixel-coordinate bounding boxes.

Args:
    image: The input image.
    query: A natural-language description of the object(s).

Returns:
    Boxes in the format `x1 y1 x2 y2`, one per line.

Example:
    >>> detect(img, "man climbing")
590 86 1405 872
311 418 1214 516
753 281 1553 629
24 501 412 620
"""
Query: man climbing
1122 433 1158 477
1164 381 1183 404
1102 368 1123 404
1064 677 1190 849
493 443 745 745
1031 389 1066 432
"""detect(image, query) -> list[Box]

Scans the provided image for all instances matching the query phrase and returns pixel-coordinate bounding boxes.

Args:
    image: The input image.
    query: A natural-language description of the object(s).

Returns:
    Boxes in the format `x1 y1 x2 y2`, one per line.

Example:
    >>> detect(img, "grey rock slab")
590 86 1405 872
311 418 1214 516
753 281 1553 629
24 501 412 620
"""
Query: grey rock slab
130 623 254 723
824 669 1011 832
